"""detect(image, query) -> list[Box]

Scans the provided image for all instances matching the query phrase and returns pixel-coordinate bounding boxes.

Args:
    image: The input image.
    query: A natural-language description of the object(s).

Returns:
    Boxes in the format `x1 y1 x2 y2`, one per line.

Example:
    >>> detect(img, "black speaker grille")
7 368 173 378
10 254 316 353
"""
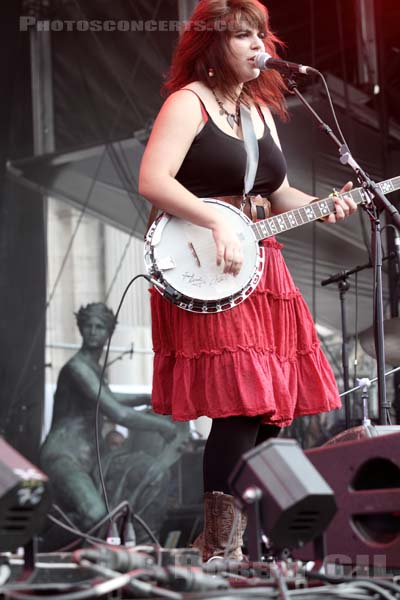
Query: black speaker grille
352 458 400 490
0 505 34 531
352 513 400 544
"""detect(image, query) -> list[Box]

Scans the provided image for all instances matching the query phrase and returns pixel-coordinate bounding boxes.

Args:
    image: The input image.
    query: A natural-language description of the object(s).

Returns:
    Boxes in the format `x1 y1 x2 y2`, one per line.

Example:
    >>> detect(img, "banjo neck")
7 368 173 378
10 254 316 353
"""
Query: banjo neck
250 176 400 242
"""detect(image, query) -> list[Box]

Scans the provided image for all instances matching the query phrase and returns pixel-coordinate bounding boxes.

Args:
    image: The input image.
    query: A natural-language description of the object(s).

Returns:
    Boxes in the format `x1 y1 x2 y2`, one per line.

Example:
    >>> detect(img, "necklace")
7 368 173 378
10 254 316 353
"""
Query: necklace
212 89 241 129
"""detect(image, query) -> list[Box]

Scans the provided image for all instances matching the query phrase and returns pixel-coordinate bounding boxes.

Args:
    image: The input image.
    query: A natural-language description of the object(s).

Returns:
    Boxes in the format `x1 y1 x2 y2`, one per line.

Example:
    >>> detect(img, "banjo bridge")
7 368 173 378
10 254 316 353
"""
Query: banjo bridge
188 242 201 267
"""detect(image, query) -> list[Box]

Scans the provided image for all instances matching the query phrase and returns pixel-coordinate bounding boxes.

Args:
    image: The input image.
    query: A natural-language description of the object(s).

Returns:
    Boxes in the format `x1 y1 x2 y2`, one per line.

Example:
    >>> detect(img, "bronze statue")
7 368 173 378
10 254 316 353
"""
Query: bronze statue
40 303 179 541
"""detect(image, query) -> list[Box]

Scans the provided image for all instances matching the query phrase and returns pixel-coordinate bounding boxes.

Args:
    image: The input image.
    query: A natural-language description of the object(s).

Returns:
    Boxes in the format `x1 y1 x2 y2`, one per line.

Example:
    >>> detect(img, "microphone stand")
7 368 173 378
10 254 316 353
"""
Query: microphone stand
321 254 395 429
323 274 352 429
284 75 400 425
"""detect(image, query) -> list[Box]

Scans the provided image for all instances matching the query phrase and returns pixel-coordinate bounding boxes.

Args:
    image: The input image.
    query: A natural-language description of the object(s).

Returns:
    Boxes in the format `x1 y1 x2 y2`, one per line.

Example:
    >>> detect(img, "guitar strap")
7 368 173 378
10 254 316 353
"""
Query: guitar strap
240 103 270 220
240 103 259 197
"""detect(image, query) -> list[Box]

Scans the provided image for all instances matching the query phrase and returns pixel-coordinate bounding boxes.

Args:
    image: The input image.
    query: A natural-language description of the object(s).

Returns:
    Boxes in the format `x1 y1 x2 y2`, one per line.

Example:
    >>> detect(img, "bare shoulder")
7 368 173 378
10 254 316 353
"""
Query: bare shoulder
152 81 213 141
156 85 206 128
164 81 210 110
163 88 198 110
140 83 208 179
182 80 212 101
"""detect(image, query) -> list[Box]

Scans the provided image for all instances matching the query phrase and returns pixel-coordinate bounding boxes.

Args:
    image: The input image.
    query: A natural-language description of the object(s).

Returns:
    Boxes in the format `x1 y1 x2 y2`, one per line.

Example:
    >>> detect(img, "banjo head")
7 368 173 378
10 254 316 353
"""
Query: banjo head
144 199 264 313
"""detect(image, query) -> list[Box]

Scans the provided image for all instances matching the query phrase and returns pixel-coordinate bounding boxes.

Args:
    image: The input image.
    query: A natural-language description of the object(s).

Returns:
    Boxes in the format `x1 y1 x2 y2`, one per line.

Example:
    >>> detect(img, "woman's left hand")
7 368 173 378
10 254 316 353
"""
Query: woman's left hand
325 181 358 223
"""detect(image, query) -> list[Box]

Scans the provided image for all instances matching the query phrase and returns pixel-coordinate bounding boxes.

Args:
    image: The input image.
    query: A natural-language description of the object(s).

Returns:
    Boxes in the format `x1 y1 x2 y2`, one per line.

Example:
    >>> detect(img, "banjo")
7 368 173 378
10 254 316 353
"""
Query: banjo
144 177 400 314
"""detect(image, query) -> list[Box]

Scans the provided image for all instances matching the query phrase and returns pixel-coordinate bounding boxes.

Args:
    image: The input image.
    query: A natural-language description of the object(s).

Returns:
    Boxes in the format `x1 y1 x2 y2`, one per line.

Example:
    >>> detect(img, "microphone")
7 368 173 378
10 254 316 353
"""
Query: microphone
254 52 317 75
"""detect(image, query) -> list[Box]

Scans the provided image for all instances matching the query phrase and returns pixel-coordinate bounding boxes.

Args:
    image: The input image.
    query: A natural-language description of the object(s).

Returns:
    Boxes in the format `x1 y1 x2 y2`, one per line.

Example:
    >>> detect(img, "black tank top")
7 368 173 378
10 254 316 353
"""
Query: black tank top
176 93 287 199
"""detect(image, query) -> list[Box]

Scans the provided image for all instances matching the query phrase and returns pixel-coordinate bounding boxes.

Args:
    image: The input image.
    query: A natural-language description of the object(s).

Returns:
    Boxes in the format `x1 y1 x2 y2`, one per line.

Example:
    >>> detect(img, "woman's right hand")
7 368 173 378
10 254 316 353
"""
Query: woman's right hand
211 219 243 276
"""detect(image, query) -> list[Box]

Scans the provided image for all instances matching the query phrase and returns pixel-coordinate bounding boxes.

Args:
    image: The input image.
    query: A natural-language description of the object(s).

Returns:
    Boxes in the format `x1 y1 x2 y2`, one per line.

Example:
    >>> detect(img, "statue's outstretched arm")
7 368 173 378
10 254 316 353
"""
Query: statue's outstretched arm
113 392 151 407
68 358 175 440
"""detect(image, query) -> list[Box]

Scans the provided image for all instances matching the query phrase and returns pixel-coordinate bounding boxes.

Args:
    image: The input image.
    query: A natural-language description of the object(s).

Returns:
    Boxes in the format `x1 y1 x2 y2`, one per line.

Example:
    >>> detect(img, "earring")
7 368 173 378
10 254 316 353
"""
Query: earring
208 67 215 78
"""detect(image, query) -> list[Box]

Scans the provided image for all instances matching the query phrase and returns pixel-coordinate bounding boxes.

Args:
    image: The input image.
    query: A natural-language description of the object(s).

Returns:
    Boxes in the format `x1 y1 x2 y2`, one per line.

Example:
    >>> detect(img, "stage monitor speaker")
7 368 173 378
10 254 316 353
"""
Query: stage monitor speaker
324 424 400 445
0 437 50 551
295 431 400 568
229 438 337 551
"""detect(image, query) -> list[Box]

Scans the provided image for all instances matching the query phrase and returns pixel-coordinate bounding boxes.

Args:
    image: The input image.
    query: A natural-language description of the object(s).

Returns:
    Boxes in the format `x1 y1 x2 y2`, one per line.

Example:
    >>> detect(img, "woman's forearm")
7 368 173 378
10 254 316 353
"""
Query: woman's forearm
270 185 316 215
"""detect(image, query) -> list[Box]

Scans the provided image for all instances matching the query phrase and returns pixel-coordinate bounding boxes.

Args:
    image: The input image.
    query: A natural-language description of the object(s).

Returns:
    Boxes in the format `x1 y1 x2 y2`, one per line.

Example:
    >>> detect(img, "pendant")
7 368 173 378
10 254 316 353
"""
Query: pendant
226 114 236 129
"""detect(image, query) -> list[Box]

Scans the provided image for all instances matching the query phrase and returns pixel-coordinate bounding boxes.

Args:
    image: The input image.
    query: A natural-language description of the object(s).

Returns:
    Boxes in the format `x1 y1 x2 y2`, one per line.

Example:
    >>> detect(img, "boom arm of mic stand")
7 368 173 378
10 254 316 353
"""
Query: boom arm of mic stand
284 76 392 425
321 253 394 287
321 262 371 287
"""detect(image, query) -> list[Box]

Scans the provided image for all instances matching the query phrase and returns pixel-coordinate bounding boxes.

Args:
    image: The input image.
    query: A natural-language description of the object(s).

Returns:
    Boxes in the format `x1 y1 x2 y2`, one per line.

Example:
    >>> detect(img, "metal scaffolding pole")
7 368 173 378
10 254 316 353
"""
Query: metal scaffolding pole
29 6 55 445
355 0 400 420
355 0 379 93
178 0 198 23
30 26 55 155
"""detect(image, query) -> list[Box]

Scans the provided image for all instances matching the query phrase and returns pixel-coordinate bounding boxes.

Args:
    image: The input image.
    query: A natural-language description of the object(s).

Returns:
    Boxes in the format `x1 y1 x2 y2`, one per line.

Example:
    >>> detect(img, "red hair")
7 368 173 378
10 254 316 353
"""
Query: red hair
163 0 288 120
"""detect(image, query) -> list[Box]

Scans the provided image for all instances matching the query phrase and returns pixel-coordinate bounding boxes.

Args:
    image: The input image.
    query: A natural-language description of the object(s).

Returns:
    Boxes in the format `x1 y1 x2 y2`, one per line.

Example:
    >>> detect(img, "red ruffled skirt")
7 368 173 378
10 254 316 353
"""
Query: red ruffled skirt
150 238 340 427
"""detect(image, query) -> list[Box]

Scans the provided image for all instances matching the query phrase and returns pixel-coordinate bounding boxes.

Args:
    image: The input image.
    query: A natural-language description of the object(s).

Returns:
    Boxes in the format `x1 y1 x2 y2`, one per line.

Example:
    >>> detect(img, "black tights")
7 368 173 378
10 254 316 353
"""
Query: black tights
203 416 281 494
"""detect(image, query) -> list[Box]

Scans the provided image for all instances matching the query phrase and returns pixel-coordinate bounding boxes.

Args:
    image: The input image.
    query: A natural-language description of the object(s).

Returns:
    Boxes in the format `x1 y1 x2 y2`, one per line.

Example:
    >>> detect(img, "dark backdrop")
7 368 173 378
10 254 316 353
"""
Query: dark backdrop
0 1 45 463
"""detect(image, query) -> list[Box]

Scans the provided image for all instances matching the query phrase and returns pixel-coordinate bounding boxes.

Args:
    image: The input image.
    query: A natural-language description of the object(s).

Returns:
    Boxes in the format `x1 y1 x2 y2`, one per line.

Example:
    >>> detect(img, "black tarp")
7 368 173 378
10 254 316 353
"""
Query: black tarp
50 0 179 151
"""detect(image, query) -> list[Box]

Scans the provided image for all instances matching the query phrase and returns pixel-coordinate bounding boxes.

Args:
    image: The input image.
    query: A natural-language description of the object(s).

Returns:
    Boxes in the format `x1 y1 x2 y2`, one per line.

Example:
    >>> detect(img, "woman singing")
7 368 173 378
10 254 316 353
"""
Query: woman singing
139 0 357 560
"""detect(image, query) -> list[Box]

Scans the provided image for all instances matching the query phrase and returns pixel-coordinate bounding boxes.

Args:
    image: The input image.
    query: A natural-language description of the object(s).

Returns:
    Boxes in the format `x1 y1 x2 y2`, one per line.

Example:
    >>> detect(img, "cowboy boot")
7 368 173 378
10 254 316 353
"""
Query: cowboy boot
193 491 247 561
